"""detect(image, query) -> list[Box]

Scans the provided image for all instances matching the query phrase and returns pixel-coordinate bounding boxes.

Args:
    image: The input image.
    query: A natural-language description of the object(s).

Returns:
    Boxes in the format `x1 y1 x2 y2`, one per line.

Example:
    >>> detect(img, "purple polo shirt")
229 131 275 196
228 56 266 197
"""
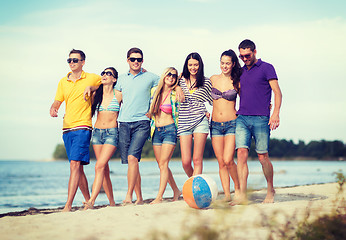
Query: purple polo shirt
237 59 278 116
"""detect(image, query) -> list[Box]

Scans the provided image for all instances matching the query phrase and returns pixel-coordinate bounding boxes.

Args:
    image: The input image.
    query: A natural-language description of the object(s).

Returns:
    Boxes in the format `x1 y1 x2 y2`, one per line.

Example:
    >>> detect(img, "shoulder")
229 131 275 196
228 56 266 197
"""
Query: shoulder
84 72 101 83
143 71 159 80
203 77 212 86
258 59 275 70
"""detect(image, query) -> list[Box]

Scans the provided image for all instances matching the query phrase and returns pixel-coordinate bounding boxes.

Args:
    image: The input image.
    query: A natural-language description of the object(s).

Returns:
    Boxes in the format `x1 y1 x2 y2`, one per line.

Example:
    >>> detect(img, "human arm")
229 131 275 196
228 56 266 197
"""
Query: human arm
174 85 185 102
268 80 282 130
50 100 62 117
83 85 100 101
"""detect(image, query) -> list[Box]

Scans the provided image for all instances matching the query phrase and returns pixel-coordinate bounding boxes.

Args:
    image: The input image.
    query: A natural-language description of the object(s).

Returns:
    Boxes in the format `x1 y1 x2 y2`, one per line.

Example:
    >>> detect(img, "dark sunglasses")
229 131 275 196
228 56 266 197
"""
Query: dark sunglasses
101 71 115 77
67 58 83 63
167 72 177 79
128 57 143 62
239 54 252 59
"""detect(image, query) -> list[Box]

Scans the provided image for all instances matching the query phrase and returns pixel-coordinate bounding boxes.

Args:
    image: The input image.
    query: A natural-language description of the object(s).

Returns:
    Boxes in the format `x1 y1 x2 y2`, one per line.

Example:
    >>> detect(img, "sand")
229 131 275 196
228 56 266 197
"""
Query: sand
0 182 345 240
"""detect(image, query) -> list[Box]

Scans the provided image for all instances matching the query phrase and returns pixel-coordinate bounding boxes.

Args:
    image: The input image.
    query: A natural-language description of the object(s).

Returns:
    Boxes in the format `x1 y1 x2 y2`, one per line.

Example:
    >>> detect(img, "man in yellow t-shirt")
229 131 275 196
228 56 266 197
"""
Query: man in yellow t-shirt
50 49 101 212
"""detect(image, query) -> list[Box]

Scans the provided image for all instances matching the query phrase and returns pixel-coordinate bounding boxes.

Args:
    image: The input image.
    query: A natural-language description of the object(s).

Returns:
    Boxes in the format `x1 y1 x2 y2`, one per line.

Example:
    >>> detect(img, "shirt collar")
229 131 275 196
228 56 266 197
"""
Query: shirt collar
242 58 262 71
67 71 86 81
127 69 144 77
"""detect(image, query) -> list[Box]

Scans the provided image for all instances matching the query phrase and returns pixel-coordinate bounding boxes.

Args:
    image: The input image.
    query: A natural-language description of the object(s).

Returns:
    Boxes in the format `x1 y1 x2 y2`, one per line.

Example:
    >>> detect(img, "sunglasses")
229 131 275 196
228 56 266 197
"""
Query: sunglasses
239 54 252 60
167 72 177 79
128 57 143 62
101 71 115 77
67 58 83 63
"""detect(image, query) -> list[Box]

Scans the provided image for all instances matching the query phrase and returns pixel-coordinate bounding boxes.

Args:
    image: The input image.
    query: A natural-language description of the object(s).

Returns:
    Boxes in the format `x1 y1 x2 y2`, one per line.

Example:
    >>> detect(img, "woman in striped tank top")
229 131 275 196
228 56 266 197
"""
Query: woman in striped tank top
178 52 212 177
83 67 122 209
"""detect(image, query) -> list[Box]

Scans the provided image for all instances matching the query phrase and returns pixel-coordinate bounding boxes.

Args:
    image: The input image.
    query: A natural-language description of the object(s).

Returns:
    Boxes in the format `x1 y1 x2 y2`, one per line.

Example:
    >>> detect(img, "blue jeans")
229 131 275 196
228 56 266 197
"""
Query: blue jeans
210 119 236 137
119 120 150 164
91 128 119 147
152 123 177 146
235 115 270 154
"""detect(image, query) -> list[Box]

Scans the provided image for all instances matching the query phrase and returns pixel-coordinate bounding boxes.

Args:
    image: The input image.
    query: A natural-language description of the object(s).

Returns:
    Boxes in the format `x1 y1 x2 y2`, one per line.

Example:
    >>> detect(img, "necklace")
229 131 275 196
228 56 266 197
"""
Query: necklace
188 79 197 90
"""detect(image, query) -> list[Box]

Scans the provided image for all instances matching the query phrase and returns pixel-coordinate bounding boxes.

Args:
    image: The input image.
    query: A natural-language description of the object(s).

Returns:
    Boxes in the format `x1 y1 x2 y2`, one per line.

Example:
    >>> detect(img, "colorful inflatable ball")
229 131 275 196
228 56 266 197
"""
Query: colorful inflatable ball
182 174 218 209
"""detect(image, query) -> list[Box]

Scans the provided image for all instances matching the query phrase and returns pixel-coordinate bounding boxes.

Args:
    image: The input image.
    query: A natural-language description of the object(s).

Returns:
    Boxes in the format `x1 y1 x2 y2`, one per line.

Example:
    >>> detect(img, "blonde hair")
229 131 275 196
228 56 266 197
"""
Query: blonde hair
149 67 179 117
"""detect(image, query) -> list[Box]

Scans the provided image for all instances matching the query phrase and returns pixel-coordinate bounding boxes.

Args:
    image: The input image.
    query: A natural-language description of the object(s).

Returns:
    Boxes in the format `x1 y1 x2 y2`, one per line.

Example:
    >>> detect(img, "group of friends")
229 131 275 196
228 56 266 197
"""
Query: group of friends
50 39 282 212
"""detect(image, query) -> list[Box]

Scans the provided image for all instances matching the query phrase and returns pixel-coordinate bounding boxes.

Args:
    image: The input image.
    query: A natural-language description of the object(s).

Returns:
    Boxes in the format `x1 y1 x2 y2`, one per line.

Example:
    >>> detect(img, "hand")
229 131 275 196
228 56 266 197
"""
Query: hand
145 112 151 119
50 107 58 117
269 112 280 130
83 86 92 101
205 112 210 119
175 86 185 102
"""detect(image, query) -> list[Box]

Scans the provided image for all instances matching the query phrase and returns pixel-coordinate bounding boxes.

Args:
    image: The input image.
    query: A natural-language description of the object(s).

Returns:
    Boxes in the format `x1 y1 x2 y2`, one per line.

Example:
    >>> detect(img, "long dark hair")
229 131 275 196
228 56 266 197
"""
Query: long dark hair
221 49 242 93
182 52 205 88
91 67 118 117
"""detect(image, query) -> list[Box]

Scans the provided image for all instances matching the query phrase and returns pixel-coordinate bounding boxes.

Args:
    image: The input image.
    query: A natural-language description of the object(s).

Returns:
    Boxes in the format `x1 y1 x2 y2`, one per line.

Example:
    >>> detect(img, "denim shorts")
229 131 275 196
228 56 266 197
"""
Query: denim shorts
210 119 236 137
152 123 177 146
91 128 119 147
118 120 150 164
179 117 210 136
235 115 270 154
62 129 91 165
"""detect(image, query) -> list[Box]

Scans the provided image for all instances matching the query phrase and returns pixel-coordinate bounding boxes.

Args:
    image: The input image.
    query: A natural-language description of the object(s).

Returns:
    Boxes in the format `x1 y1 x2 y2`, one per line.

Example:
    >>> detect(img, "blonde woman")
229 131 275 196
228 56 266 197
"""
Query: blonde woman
148 67 181 204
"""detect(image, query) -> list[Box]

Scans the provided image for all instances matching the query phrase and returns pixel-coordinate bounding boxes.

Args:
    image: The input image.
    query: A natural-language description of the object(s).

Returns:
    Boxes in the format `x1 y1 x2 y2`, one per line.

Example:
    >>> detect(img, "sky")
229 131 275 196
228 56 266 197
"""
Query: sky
0 0 345 160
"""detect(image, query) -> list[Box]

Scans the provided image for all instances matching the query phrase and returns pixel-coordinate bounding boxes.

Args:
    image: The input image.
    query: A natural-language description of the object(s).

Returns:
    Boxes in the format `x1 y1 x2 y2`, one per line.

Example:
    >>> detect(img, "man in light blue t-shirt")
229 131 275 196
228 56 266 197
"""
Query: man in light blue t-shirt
115 48 159 205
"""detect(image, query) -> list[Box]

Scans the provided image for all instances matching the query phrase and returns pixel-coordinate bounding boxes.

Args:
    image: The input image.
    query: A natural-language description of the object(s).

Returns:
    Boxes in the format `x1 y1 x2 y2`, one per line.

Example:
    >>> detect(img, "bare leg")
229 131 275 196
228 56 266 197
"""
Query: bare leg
134 173 143 205
212 136 232 201
258 153 275 203
123 155 140 204
180 135 193 177
85 144 116 209
223 135 240 200
103 164 116 206
63 160 84 212
235 148 249 204
78 165 90 202
167 168 182 201
151 144 177 204
191 133 208 176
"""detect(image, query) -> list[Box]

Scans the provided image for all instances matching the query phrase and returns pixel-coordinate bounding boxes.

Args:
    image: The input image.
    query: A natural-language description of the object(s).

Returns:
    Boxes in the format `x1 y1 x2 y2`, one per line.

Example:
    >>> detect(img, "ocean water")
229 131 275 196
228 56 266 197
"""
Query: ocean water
0 160 345 214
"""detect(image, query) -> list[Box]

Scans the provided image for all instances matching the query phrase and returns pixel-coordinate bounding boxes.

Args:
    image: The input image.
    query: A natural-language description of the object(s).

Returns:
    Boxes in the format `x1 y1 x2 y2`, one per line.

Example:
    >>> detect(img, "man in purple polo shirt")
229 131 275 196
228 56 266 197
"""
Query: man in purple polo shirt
235 39 282 204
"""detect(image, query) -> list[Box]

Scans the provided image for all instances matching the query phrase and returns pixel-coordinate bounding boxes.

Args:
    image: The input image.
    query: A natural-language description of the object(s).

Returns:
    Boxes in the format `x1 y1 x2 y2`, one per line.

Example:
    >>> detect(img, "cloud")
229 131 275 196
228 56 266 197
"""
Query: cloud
0 3 345 159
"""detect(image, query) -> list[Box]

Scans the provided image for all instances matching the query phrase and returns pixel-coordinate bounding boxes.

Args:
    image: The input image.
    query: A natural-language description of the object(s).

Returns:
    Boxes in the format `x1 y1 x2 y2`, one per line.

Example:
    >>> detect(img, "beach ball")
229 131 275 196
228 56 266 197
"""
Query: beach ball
182 174 218 209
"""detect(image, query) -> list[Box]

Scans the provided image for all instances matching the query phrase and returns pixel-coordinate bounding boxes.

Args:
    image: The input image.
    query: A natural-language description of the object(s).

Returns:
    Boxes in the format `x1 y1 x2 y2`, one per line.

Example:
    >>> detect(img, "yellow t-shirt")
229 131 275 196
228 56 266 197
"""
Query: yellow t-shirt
55 71 101 129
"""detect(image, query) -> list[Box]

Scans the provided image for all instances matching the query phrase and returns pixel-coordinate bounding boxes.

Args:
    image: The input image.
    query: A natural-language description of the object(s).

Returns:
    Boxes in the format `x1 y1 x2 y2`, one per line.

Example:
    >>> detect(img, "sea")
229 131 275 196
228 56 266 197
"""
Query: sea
0 160 345 214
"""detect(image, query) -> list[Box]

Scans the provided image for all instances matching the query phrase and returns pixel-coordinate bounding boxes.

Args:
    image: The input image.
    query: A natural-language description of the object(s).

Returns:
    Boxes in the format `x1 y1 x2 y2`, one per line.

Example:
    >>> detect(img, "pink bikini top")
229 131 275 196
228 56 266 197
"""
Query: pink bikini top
159 90 172 114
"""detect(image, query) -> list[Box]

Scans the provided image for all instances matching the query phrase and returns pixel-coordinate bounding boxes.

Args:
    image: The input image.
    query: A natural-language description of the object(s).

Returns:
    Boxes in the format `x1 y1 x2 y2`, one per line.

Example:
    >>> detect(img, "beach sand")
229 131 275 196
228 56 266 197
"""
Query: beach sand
0 182 344 240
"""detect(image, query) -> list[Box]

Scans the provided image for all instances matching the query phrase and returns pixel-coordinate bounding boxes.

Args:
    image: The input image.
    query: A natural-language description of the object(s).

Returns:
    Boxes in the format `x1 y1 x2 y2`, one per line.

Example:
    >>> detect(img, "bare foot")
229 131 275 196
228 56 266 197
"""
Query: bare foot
150 198 162 205
121 200 133 206
230 193 248 206
134 199 144 205
262 189 275 203
173 190 182 201
62 205 71 212
83 201 94 210
223 195 232 202
109 202 116 207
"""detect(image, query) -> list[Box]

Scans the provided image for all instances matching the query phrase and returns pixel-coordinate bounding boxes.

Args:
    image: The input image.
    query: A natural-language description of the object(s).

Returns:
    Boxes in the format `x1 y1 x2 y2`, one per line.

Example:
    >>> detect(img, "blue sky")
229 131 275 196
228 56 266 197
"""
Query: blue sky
0 0 345 160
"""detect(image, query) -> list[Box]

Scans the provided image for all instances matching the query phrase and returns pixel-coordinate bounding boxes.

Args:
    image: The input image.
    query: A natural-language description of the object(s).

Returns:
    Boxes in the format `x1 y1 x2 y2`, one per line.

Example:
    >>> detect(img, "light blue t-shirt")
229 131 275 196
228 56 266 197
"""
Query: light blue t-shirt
115 69 159 122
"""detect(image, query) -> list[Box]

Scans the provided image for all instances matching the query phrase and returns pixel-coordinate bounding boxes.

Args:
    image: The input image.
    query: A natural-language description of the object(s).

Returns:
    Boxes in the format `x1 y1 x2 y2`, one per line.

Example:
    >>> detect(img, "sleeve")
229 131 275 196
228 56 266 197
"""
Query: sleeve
114 78 122 91
265 63 278 81
152 73 160 88
54 79 65 102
